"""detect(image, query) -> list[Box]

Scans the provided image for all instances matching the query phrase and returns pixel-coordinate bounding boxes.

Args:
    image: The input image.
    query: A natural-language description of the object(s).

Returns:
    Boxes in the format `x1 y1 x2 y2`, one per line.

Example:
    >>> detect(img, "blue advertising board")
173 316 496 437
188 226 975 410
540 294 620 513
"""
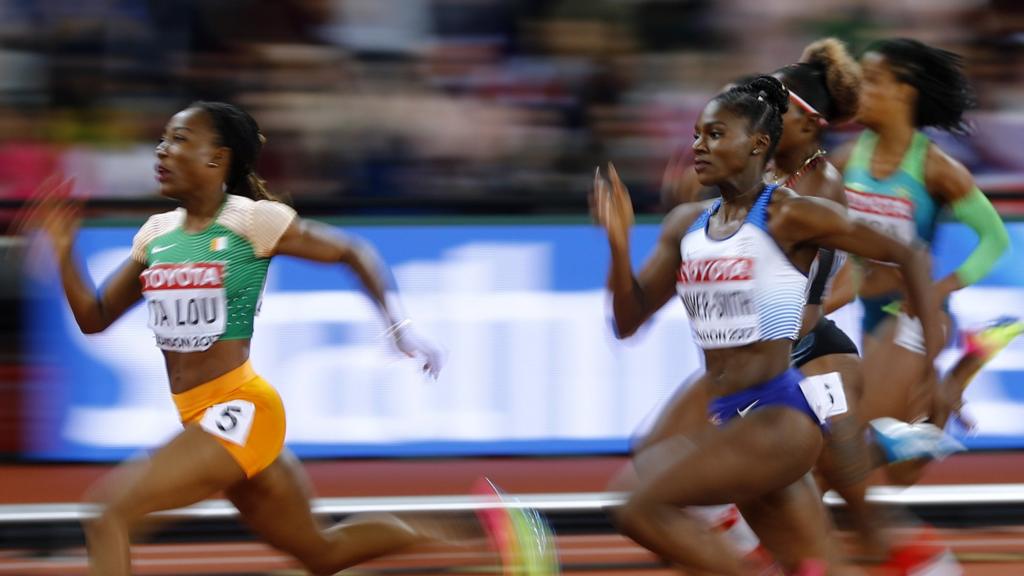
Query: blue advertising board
21 220 1024 460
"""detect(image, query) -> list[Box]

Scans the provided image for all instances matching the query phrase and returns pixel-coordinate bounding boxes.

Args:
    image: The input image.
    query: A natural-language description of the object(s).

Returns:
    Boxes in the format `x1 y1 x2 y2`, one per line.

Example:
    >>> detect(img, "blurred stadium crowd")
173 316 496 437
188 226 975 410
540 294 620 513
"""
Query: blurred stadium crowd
0 0 1022 214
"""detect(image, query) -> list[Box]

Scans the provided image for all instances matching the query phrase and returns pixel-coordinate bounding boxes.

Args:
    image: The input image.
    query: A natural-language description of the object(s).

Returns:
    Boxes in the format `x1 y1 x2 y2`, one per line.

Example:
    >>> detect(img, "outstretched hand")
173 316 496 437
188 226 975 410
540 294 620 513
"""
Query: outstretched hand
590 162 635 249
14 175 82 259
391 321 443 380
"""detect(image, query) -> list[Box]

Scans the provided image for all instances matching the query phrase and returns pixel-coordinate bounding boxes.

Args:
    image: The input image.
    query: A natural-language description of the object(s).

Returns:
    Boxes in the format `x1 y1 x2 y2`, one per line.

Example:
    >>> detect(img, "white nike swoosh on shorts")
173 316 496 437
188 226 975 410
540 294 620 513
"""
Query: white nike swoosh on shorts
737 400 760 418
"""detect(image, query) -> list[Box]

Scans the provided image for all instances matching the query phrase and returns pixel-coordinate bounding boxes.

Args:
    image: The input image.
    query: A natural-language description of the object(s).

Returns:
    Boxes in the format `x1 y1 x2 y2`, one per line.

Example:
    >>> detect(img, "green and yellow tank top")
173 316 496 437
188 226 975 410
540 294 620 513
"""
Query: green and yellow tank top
129 194 296 352
843 130 939 245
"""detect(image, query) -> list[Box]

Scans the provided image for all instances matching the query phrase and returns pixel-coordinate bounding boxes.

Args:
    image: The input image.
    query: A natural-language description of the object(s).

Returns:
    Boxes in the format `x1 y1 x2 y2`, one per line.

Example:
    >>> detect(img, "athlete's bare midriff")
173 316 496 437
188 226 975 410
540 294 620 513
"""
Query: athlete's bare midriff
162 339 251 394
702 339 794 398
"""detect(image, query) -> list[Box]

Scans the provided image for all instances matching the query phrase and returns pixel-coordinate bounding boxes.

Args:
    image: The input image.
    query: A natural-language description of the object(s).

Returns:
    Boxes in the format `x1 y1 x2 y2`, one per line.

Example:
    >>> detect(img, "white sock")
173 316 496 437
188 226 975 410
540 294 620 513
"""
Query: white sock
690 504 761 556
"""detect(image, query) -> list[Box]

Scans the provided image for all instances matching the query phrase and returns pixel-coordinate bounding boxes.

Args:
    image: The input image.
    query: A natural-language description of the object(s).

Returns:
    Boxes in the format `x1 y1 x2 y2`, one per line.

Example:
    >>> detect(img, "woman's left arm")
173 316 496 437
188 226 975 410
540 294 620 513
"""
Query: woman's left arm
926 145 1010 297
274 216 442 377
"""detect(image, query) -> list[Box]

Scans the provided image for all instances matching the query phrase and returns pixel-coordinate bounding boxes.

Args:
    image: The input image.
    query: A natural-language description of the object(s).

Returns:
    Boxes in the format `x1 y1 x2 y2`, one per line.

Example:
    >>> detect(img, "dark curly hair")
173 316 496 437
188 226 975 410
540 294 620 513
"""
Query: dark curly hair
775 37 861 124
712 75 790 158
863 38 975 133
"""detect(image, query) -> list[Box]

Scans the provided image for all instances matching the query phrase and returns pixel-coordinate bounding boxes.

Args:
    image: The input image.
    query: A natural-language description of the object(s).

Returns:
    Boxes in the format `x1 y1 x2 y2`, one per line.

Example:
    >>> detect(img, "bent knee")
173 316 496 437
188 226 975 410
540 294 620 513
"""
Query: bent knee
81 489 149 538
610 496 657 537
270 538 334 576
605 461 640 493
83 506 135 541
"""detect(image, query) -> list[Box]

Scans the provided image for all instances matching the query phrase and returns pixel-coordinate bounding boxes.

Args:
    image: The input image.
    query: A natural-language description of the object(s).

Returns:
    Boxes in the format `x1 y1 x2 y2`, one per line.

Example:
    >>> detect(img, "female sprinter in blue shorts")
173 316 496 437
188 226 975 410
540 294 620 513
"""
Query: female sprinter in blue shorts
26 102 526 576
647 38 901 560
827 39 1017 472
594 76 943 575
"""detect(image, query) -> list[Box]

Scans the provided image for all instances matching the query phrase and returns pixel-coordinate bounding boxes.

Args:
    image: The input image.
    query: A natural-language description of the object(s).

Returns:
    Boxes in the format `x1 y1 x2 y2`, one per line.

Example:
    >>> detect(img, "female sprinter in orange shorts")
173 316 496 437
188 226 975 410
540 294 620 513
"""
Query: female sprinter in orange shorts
27 101 514 576
595 75 943 575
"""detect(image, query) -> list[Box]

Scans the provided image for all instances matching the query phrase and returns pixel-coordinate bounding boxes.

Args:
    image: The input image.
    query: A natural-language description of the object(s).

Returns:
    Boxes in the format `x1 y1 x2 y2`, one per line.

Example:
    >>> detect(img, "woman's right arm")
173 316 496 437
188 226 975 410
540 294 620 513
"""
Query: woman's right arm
593 164 701 338
60 256 144 334
32 186 144 334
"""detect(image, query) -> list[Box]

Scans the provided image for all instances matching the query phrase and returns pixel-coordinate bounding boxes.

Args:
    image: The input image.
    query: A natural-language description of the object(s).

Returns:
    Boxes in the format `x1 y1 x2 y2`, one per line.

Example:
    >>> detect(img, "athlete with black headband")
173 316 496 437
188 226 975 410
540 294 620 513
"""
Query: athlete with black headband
645 39 949 563
595 74 943 575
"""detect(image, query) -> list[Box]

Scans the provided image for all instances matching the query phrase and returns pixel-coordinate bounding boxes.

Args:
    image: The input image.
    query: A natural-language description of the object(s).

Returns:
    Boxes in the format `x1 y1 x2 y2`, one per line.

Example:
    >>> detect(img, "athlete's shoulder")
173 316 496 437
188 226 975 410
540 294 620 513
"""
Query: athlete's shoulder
771 186 845 229
218 194 296 231
924 142 973 203
795 160 846 206
773 188 841 212
769 184 800 202
768 184 804 223
664 199 712 238
130 209 182 264
770 191 852 250
219 194 298 257
139 209 182 231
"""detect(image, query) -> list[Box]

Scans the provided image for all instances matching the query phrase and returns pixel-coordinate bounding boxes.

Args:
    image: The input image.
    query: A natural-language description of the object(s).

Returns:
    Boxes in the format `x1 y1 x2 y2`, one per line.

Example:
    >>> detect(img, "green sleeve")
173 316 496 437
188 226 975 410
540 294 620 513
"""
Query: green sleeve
950 187 1010 286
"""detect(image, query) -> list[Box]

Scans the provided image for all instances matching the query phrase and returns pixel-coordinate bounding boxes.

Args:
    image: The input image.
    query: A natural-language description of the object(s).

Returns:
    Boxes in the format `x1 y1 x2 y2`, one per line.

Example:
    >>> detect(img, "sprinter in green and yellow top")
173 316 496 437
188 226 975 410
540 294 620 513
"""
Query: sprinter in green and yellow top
827 39 1020 483
132 193 291 352
27 101 535 576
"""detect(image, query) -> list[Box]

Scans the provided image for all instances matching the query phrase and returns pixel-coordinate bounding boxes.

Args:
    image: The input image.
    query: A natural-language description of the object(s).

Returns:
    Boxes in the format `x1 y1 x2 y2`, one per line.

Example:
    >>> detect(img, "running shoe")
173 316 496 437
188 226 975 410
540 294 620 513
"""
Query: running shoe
870 417 966 463
885 526 963 576
474 477 560 575
963 316 1024 362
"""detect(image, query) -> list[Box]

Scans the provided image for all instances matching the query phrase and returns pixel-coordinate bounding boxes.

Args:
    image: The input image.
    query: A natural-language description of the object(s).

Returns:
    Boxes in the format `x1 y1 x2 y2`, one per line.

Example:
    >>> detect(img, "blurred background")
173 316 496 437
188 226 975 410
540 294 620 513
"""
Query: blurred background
0 0 1020 213
1 1 1024 574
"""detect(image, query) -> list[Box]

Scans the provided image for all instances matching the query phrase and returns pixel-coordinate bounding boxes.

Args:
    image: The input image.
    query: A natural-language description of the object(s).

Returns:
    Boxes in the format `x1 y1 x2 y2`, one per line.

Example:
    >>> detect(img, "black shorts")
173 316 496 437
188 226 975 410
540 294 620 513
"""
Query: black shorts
791 317 859 368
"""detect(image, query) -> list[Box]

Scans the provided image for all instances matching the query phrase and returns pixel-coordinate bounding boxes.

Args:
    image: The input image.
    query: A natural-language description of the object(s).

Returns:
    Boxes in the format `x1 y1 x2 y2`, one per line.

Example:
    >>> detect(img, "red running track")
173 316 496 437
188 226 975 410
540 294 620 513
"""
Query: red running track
4 452 1024 504
2 453 1024 574
1 530 1024 575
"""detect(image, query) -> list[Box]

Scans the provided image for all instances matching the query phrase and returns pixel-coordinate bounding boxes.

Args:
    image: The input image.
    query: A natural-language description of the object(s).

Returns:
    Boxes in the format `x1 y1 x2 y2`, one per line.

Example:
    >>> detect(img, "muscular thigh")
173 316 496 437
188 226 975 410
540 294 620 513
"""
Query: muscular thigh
635 372 712 454
85 425 246 521
860 314 949 422
226 450 327 558
631 407 823 508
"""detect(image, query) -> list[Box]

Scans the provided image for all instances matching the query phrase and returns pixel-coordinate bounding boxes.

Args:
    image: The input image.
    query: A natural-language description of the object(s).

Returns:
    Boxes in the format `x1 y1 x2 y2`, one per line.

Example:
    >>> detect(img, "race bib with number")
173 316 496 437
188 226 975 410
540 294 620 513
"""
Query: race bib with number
677 257 760 349
845 189 916 245
141 263 228 352
798 372 848 424
199 399 255 446
894 312 927 355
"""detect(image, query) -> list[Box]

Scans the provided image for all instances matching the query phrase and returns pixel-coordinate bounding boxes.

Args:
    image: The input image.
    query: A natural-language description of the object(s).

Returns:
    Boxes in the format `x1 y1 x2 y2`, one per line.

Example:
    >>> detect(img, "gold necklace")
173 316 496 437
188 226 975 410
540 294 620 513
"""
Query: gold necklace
771 148 826 186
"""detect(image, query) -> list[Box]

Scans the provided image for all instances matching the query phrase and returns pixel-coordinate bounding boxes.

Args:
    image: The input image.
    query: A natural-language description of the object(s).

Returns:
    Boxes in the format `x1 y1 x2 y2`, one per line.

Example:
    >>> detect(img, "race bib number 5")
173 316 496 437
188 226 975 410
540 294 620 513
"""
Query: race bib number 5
141 263 228 352
798 372 848 424
199 400 255 446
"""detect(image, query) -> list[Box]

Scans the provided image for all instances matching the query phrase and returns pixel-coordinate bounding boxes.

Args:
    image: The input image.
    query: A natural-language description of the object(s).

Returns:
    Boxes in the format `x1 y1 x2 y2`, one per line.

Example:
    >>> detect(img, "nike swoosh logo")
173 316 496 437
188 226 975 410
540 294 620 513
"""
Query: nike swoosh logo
737 400 759 418
152 244 176 254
